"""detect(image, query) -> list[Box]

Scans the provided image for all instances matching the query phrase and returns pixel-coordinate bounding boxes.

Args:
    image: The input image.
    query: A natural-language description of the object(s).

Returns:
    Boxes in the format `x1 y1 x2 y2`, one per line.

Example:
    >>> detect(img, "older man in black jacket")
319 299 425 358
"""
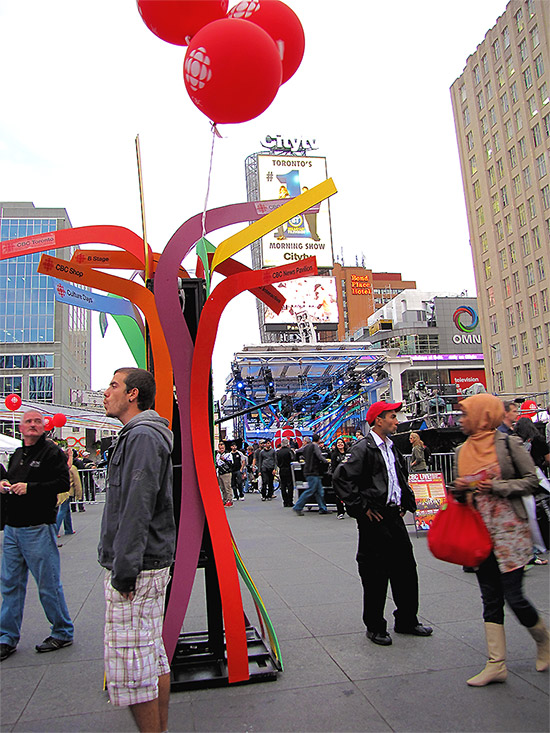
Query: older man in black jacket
334 401 432 646
0 410 73 661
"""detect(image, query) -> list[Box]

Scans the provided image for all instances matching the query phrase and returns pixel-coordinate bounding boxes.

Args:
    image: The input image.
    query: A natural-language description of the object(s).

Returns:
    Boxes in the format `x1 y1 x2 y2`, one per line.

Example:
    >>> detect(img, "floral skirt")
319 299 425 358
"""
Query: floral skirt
476 494 531 573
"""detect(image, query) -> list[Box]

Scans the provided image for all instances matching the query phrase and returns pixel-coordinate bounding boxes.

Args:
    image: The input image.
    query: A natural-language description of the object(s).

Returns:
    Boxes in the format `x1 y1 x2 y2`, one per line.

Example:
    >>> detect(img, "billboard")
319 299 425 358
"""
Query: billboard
264 276 338 324
449 369 487 394
257 155 334 268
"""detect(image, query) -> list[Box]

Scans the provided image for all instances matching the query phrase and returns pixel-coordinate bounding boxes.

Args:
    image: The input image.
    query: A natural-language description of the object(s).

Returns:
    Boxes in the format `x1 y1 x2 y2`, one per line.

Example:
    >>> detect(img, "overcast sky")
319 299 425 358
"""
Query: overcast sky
0 0 508 397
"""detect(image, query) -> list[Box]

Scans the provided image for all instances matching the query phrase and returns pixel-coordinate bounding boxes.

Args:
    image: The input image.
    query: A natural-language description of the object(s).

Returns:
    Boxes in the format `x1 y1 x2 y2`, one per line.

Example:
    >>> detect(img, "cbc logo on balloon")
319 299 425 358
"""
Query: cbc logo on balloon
184 47 213 92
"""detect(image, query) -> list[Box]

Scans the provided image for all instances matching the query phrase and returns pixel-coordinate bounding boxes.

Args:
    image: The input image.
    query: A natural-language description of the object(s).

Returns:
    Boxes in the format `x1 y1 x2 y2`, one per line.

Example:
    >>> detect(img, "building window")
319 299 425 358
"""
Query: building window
503 276 512 297
484 259 492 280
495 372 505 392
510 81 518 105
488 166 496 186
470 155 478 175
515 110 523 132
0 376 22 397
541 288 549 312
473 65 481 85
541 83 549 107
496 220 504 241
460 83 467 102
488 286 496 307
528 196 536 219
492 193 500 215
517 300 525 323
482 54 489 75
536 153 547 179
477 90 485 111
524 363 532 385
536 258 546 281
542 184 550 210
505 119 514 141
523 166 532 188
513 270 521 293
511 334 519 357
513 365 522 387
537 358 547 383
517 202 527 226
521 232 531 255
501 185 509 207
507 56 516 82
530 25 539 50
464 106 471 126
29 375 53 403
481 116 489 136
485 140 493 161
530 293 539 317
509 241 517 263
516 8 524 33
527 0 535 20
493 39 501 61
534 325 543 349
497 66 505 89
533 123 542 146
477 206 485 227
509 146 517 167
494 342 502 364
546 322 550 346
467 131 474 151
489 105 497 126
524 66 533 91
518 136 527 159
528 95 538 117
513 174 521 195
506 305 515 327
490 314 499 335
501 92 509 113
519 38 528 62
503 26 510 49
494 132 502 152
499 249 508 270
526 262 535 286
535 54 545 78
521 331 529 354
532 226 541 249
505 213 513 234
480 231 488 252
473 179 481 200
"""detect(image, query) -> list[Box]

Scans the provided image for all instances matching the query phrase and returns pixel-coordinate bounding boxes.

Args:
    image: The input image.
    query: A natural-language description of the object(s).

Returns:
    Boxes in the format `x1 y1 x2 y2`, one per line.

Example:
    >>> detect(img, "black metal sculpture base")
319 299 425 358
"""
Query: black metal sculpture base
170 625 280 691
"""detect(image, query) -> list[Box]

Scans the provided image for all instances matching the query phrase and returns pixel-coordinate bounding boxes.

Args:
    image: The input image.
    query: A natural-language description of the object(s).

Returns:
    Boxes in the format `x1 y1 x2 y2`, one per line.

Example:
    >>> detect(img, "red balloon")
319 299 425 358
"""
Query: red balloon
137 0 228 45
184 18 282 124
520 400 538 419
52 413 67 428
228 0 305 83
43 416 54 431
4 394 22 411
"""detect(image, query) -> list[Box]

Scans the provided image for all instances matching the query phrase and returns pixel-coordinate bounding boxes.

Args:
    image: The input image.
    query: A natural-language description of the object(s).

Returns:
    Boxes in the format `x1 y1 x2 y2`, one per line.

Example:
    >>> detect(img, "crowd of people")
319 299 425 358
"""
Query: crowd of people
0 379 548 732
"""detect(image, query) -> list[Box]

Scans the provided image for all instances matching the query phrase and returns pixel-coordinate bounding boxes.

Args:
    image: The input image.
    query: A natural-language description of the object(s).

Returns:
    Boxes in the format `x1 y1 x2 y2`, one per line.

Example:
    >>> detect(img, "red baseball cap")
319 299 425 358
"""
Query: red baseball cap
366 401 403 426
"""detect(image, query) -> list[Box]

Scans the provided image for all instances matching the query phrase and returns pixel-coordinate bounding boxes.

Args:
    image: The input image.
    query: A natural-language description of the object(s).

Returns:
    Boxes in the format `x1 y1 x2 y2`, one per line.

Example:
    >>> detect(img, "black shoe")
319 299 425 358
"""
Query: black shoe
366 630 392 646
35 636 73 653
292 507 304 516
318 510 329 514
394 624 433 637
0 643 16 661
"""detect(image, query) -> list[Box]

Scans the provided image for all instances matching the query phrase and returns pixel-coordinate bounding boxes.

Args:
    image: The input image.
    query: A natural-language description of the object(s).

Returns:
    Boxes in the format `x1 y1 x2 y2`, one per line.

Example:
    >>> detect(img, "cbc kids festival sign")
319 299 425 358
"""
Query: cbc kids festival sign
257 155 334 268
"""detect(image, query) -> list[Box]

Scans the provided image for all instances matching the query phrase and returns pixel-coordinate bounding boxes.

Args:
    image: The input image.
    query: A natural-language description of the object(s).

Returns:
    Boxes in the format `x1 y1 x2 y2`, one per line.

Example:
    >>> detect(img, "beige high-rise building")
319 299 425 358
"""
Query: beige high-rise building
450 0 549 400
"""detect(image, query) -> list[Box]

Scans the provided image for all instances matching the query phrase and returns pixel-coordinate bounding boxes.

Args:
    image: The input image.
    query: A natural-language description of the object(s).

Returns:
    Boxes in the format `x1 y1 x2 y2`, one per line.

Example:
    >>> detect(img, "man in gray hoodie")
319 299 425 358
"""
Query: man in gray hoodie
99 368 175 733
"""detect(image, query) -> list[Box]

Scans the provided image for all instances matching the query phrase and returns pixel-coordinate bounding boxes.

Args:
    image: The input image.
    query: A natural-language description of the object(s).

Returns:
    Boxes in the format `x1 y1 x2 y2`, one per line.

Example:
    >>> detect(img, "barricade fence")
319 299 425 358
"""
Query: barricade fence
70 467 107 509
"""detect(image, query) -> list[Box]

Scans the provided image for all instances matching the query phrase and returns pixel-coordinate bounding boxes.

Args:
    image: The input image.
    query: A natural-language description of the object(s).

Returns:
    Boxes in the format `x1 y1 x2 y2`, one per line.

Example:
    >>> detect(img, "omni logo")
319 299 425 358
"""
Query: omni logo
453 306 478 333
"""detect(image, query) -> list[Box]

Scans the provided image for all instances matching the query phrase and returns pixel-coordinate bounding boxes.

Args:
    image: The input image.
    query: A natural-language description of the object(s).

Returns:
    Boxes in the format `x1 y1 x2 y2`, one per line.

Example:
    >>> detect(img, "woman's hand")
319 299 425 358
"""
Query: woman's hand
477 478 494 492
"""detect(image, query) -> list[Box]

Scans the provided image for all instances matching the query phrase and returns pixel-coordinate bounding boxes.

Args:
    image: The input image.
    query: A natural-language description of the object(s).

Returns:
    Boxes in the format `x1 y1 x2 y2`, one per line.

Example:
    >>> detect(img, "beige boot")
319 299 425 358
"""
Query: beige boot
527 617 550 672
467 622 507 686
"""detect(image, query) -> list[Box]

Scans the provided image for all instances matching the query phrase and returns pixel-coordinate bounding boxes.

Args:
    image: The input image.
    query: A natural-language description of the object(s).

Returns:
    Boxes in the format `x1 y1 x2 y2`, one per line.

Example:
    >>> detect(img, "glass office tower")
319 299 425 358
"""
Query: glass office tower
0 202 91 407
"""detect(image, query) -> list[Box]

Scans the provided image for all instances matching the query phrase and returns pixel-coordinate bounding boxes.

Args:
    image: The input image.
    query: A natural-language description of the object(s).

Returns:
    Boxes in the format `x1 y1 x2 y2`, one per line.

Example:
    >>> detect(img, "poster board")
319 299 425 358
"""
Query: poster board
409 472 447 532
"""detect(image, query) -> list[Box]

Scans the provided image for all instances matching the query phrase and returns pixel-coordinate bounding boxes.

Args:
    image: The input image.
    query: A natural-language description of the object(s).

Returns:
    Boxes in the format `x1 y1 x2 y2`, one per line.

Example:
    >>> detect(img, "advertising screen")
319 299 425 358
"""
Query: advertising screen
257 155 334 268
264 276 338 324
449 369 487 394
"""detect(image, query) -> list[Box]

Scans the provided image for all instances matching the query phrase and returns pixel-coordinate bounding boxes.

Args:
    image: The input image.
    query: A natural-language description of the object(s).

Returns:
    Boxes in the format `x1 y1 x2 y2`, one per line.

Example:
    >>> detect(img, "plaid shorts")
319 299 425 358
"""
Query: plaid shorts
104 567 171 707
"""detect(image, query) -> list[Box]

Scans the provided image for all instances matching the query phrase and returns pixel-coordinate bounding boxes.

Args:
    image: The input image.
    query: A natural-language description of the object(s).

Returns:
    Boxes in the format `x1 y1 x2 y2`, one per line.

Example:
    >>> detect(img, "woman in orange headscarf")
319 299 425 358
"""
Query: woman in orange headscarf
454 394 548 685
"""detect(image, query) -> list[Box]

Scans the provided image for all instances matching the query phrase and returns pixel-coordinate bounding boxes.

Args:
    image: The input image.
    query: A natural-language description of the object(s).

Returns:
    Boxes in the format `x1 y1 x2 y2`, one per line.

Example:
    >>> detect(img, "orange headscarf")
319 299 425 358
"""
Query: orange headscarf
457 394 504 477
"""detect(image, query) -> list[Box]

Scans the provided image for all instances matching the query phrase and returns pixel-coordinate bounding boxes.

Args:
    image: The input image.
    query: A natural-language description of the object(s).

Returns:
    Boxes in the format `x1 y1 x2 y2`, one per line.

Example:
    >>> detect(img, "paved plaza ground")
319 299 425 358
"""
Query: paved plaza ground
0 494 548 732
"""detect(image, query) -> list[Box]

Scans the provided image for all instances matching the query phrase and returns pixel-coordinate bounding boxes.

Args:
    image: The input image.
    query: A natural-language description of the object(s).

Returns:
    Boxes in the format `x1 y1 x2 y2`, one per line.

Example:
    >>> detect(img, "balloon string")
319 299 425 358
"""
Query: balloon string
201 124 218 241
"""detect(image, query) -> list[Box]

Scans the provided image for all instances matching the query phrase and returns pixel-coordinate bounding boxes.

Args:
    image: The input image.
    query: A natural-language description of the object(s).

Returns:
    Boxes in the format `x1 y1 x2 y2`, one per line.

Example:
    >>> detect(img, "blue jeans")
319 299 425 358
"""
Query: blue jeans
0 524 74 646
293 475 327 512
56 500 74 535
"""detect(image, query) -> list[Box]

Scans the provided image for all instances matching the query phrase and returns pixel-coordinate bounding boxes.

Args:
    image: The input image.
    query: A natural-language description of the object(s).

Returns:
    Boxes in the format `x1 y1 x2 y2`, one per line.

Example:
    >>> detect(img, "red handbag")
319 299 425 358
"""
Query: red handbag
427 494 492 566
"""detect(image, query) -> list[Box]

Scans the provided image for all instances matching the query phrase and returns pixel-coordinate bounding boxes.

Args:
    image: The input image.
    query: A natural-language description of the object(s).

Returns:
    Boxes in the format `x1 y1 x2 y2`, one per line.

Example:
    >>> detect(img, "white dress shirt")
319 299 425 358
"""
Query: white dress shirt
371 431 401 506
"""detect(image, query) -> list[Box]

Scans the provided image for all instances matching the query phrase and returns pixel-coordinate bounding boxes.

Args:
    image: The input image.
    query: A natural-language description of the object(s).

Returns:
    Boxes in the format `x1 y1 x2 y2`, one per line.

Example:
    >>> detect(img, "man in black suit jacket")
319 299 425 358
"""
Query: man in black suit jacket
334 401 433 646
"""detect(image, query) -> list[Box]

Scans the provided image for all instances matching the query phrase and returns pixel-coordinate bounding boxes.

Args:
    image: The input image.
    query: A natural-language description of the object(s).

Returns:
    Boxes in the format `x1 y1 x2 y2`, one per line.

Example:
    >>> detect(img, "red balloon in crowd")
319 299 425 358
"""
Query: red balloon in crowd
136 0 228 45
227 0 305 83
4 394 22 411
52 413 67 428
520 400 538 419
273 426 303 448
184 18 282 123
43 416 54 431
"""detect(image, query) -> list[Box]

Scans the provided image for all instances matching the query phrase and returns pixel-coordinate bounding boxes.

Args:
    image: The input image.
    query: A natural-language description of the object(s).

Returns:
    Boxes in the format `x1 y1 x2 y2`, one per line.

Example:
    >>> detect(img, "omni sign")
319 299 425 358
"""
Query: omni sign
452 306 481 345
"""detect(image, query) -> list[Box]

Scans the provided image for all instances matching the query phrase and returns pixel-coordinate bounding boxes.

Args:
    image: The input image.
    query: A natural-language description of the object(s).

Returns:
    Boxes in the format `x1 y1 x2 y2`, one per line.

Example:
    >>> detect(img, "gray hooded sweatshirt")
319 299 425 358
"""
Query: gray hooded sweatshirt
98 410 176 593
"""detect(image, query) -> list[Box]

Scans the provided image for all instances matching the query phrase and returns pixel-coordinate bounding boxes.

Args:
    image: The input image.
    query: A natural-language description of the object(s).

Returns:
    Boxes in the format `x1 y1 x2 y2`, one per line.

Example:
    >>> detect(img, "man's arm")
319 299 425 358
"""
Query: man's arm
332 442 370 519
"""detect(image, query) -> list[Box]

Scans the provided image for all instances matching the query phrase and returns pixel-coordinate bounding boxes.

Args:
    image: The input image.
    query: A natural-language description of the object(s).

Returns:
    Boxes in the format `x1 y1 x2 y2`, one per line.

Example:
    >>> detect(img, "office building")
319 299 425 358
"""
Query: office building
450 0 549 397
0 202 91 406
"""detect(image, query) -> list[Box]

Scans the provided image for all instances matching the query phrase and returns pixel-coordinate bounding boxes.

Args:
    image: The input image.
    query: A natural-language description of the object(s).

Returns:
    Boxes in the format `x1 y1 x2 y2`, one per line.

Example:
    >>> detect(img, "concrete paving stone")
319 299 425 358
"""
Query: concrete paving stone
0 664 46 727
11 707 137 732
355 667 549 732
273 577 360 608
507 657 550 693
417 588 488 624
292 600 364 637
187 681 392 732
15 658 110 723
317 627 483 681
